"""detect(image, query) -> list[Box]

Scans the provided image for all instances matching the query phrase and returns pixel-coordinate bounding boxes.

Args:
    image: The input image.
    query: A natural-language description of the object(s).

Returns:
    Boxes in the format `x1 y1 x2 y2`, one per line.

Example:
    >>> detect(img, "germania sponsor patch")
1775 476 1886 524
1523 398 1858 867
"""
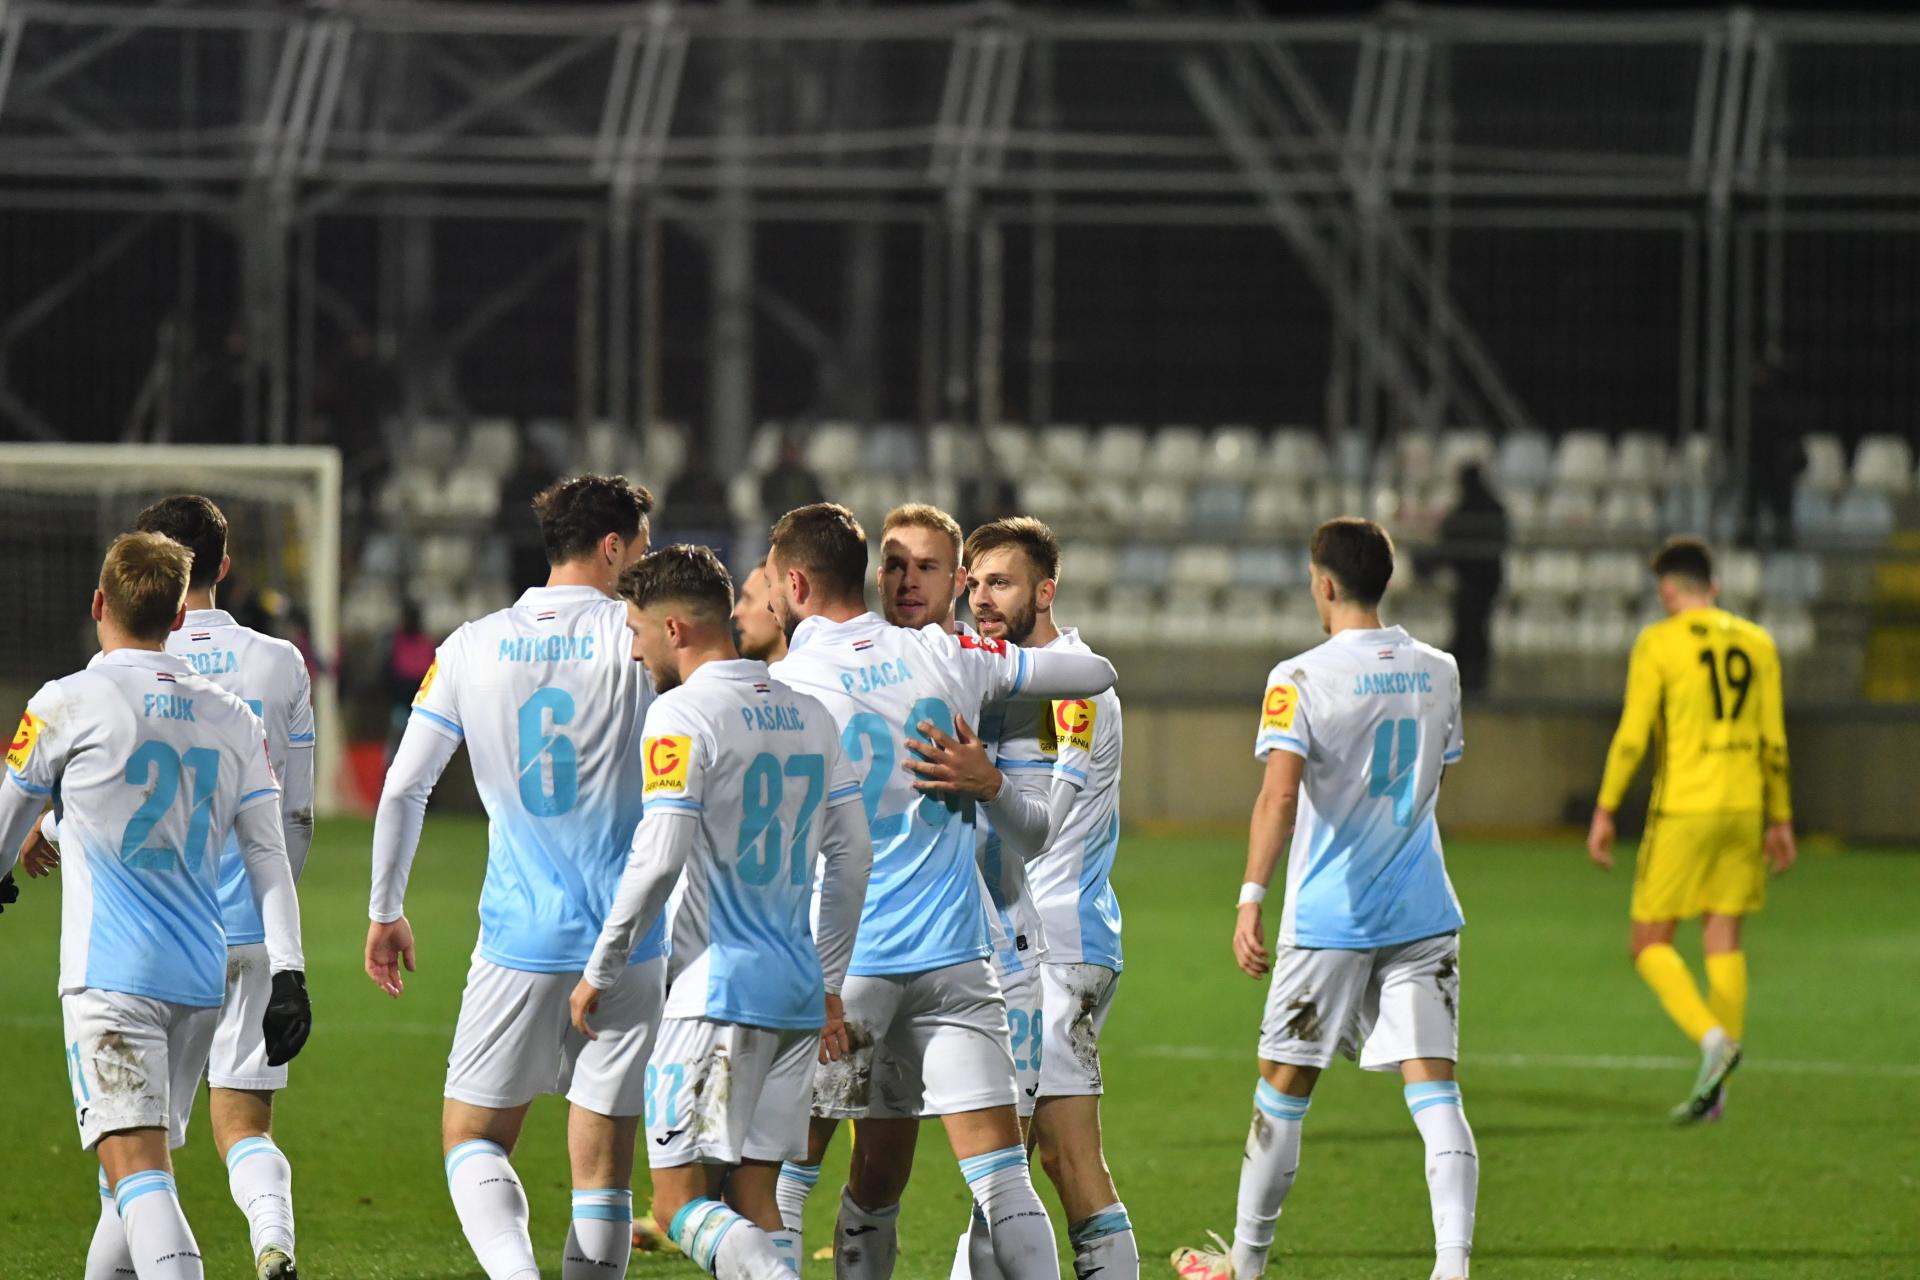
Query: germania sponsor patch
1262 683 1298 732
413 660 438 706
644 735 691 794
7 710 41 771
1052 699 1096 752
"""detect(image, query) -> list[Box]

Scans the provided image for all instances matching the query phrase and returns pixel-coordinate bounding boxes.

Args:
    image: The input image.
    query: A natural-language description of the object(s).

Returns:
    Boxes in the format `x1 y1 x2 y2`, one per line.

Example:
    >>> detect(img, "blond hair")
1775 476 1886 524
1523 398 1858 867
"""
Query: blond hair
880 502 963 563
101 531 191 640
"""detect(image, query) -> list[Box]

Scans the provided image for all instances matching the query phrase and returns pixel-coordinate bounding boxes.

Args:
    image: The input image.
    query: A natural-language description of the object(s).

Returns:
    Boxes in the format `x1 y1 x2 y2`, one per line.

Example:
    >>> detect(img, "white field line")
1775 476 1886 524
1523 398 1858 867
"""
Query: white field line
1128 1042 1920 1079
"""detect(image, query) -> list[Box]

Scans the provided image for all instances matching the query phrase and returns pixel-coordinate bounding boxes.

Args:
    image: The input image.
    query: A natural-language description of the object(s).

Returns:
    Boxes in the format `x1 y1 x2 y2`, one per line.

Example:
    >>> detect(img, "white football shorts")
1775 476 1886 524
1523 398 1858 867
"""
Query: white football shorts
812 958 1016 1121
998 962 1044 1118
645 1017 819 1168
207 942 285 1092
445 952 665 1115
1257 932 1461 1072
61 988 217 1151
1037 962 1120 1099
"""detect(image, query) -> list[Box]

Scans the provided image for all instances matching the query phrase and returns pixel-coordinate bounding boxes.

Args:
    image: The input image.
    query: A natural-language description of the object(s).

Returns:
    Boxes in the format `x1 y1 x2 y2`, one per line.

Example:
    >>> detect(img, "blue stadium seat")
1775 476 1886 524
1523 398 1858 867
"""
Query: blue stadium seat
1115 544 1174 589
1191 480 1247 533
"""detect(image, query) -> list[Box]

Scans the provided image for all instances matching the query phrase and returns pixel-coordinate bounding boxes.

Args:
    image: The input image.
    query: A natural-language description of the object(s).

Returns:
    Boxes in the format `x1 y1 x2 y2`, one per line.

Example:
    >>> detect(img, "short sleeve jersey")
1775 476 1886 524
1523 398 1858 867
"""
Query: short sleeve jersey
770 612 1035 976
7 650 281 1006
1021 628 1125 970
1254 625 1465 950
161 609 313 945
640 660 863 1029
409 585 663 972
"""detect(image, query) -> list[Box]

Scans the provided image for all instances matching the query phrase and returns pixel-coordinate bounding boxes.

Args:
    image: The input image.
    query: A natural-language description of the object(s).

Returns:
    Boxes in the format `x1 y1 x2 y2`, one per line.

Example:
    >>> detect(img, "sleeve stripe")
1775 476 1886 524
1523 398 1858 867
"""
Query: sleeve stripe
1442 750 1464 763
1052 764 1089 784
827 784 862 801
287 732 316 744
410 707 463 738
1011 646 1030 695
7 770 50 797
998 759 1056 772
237 787 279 806
1257 733 1308 753
643 797 703 814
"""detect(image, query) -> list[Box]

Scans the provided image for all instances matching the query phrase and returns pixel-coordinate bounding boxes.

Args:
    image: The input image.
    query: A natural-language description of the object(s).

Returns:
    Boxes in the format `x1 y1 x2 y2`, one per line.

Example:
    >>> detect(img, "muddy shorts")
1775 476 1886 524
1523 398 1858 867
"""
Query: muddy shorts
997 962 1043 1117
643 1017 818 1168
61 988 217 1151
207 942 284 1092
1037 962 1119 1099
812 958 1016 1120
1257 933 1460 1072
444 952 664 1115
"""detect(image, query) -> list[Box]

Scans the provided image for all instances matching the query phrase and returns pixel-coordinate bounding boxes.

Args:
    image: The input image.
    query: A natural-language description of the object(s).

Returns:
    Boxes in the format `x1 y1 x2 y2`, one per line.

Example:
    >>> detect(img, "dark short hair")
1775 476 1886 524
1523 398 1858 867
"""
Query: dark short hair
618 544 733 621
964 516 1061 583
1650 535 1714 587
1310 517 1395 606
533 474 654 566
768 503 868 604
134 495 228 590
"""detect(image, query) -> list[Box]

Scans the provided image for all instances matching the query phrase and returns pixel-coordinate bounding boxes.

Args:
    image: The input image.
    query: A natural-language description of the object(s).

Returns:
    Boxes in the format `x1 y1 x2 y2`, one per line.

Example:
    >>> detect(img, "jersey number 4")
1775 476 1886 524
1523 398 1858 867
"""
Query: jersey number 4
1369 718 1420 828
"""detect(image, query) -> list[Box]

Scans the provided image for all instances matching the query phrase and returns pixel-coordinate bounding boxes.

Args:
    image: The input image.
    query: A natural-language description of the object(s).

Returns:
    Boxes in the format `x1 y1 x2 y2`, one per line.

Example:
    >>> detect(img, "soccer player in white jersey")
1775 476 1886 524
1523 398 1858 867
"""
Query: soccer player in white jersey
911 516 1137 1280
733 561 789 663
567 545 874 1280
1171 519 1478 1280
367 475 666 1280
761 502 1118 1280
0 532 309 1280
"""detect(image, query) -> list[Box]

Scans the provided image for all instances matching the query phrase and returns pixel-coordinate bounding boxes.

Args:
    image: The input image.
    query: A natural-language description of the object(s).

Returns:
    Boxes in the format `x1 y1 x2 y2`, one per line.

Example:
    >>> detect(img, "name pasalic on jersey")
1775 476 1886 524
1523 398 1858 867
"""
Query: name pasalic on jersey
840 656 913 695
496 634 597 663
1351 670 1434 696
740 703 808 732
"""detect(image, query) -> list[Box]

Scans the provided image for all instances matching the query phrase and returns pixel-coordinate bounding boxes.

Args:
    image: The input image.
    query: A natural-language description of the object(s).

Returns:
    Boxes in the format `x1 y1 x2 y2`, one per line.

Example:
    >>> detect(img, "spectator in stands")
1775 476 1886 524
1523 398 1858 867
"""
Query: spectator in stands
1430 463 1508 695
1745 360 1806 549
758 433 826 517
664 443 736 565
383 599 438 761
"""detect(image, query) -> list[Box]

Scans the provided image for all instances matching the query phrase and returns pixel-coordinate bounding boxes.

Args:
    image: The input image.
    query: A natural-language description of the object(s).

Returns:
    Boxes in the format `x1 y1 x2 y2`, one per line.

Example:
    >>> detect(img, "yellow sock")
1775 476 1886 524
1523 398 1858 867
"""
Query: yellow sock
1634 943 1720 1046
1706 951 1748 1041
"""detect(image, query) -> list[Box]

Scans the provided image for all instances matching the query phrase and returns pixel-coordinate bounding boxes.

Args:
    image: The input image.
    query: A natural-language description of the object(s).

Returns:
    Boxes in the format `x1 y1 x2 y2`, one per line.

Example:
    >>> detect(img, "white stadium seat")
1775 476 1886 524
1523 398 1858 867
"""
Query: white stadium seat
1091 424 1149 479
1551 430 1612 489
805 421 864 478
1148 426 1207 479
465 418 521 478
1171 545 1233 591
1437 428 1496 480
1206 426 1264 478
1138 479 1190 527
1613 432 1670 486
1042 423 1092 472
1496 431 1553 490
1268 429 1330 483
406 418 461 469
1852 435 1914 494
987 423 1034 471
1800 433 1847 494
1065 543 1117 591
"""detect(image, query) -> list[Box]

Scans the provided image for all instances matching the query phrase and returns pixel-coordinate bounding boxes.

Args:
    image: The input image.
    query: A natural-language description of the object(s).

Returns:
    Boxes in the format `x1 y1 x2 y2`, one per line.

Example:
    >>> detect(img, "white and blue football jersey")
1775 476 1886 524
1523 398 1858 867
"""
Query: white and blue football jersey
162 609 313 946
1021 628 1125 970
1254 625 1466 950
976 699 1050 976
6 650 282 1007
408 585 664 973
771 613 1039 976
635 660 862 1029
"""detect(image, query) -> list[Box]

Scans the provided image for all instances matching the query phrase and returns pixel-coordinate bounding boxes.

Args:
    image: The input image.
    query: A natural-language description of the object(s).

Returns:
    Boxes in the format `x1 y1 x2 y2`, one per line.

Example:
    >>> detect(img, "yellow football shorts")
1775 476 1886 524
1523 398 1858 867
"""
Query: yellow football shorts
1630 809 1767 922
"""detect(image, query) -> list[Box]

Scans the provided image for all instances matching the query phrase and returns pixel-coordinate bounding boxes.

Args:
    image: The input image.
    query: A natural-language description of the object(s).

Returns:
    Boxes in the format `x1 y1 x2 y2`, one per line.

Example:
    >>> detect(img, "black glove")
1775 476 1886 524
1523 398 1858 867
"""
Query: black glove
0 872 18 915
263 970 312 1066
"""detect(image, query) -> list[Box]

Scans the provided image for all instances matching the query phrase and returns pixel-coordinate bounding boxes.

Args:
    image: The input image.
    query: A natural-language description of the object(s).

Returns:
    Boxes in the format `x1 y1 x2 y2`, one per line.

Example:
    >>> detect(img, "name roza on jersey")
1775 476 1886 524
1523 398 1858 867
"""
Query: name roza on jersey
178 649 240 676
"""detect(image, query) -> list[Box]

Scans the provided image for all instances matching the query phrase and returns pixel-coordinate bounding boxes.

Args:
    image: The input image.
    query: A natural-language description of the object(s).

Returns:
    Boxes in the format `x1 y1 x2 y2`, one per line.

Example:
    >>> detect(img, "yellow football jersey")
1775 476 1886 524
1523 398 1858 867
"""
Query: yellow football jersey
1598 607 1791 822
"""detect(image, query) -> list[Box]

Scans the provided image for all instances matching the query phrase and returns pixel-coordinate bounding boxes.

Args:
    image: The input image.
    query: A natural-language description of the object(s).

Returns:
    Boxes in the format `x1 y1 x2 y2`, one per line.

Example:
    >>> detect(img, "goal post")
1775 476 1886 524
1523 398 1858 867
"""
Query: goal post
0 443 347 815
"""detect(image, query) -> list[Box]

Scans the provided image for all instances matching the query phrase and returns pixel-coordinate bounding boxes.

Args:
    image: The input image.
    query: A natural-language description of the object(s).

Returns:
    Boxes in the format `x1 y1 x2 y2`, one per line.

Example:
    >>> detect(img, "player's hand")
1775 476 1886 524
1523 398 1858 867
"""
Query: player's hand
262 970 312 1066
1765 822 1797 877
19 813 59 878
1233 903 1270 978
1586 808 1616 871
570 979 604 1041
904 713 1001 800
365 916 417 998
0 872 17 917
819 992 848 1064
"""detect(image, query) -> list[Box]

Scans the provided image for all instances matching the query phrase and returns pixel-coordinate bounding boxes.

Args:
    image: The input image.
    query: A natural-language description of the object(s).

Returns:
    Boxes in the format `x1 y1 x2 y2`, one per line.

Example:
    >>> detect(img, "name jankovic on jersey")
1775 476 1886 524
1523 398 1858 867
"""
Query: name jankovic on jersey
1352 670 1434 696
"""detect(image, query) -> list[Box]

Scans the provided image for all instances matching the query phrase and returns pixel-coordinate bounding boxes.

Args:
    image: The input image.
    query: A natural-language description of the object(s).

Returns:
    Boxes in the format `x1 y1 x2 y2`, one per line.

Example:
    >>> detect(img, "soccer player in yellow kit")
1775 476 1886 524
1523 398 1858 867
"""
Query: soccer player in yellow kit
1587 537 1796 1123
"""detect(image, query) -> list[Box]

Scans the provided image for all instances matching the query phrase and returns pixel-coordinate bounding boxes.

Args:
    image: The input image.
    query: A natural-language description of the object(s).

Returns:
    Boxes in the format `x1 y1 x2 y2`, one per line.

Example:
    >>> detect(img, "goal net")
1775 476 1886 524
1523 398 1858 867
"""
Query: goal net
0 444 345 814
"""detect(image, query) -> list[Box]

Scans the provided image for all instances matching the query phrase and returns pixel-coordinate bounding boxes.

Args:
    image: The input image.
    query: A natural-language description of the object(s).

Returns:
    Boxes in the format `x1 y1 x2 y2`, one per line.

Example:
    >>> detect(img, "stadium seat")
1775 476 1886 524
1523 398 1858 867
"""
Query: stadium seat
1584 550 1644 603
1164 583 1220 634
1021 475 1076 526
1115 544 1173 590
869 423 920 477
465 418 521 478
1436 428 1496 480
1091 424 1149 479
1613 431 1670 486
1268 429 1330 483
1148 426 1208 480
1246 482 1295 534
406 418 461 469
1220 589 1281 645
583 420 630 474
986 423 1034 472
1066 542 1117 591
1718 549 1763 607
1759 604 1816 657
1800 433 1848 494
1542 485 1599 533
1551 430 1612 490
1762 550 1823 604
1675 433 1721 485
928 422 984 475
1206 426 1264 479
1171 545 1233 591
805 420 864 478
1138 479 1190 527
358 532 404 580
1331 430 1370 484
1852 435 1914 494
1100 584 1158 643
1503 487 1540 539
1834 489 1896 543
1042 423 1092 472
727 473 763 526
343 582 400 636
1191 480 1247 533
1791 488 1838 543
1601 487 1659 538
1575 601 1635 655
1391 434 1437 488
1495 431 1553 490
1233 545 1305 591
1660 482 1714 537
443 466 502 519
524 418 576 472
420 534 476 585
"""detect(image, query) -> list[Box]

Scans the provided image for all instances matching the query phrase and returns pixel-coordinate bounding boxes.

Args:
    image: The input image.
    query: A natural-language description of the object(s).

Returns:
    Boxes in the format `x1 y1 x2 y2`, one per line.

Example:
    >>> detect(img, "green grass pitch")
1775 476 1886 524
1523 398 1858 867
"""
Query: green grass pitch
4 818 1917 1278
